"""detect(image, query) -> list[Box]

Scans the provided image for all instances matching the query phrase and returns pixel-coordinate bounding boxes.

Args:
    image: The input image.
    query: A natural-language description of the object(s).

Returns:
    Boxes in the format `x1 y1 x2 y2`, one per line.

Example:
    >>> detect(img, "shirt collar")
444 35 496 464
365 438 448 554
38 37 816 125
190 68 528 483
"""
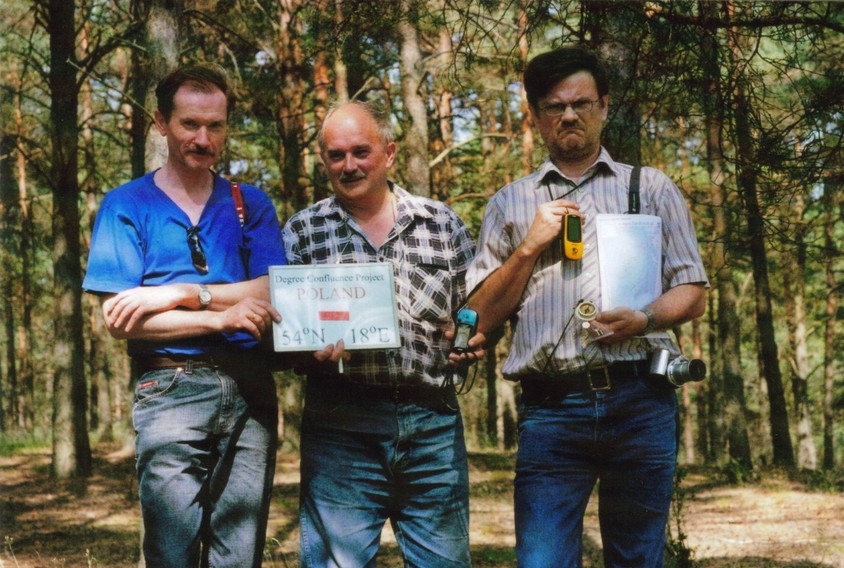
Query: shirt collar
313 181 434 225
534 147 620 190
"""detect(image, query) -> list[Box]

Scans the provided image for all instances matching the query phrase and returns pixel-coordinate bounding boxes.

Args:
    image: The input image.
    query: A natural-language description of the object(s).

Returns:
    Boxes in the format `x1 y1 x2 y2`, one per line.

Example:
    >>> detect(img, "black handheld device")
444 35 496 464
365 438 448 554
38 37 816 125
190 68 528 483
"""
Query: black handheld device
452 308 478 353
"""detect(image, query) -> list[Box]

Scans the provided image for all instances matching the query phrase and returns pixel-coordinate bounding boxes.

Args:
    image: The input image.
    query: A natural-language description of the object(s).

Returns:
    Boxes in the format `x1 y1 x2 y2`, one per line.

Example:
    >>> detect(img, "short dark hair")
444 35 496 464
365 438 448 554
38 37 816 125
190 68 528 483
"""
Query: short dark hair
155 63 236 121
523 46 609 110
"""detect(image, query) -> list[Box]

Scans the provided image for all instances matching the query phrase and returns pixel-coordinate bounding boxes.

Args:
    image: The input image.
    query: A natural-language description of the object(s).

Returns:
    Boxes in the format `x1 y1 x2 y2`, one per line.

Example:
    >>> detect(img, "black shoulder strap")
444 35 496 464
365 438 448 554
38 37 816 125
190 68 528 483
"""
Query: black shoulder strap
628 166 641 214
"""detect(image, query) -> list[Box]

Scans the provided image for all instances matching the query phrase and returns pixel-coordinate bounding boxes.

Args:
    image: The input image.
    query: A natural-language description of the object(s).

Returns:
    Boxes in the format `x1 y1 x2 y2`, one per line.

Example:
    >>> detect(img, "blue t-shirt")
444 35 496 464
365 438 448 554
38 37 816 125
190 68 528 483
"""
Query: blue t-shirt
83 171 286 356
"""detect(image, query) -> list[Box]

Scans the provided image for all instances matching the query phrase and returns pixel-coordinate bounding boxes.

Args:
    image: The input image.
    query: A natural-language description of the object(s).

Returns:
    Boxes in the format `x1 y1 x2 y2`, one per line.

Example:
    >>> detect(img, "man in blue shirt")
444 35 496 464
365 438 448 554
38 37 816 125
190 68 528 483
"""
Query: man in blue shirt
83 64 285 567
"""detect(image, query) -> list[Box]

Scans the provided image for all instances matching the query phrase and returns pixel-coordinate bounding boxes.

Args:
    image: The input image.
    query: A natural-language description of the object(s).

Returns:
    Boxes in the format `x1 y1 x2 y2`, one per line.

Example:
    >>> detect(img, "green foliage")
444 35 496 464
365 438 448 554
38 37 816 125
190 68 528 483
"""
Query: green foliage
0 432 50 455
665 466 695 568
800 468 844 493
723 457 756 485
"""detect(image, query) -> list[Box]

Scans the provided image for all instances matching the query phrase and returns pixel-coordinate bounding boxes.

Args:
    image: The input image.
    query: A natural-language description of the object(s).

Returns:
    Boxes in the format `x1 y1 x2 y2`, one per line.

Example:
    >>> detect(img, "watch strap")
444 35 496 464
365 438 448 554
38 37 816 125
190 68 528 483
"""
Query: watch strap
199 284 212 310
640 308 656 335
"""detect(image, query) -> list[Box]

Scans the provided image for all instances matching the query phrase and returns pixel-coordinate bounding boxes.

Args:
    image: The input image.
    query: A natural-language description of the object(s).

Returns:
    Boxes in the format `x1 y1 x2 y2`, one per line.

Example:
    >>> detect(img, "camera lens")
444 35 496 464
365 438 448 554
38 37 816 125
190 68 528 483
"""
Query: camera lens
666 357 706 386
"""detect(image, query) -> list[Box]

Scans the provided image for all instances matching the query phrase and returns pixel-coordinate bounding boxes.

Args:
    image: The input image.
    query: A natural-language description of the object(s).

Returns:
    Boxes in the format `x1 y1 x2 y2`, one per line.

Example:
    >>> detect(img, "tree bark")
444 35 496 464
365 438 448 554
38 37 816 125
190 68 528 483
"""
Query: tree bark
725 2 793 467
0 132 14 433
312 47 331 204
584 0 643 165
131 0 183 177
0 72 35 431
397 0 430 196
700 0 751 468
79 21 116 443
276 0 310 215
821 179 839 470
332 0 350 104
430 23 454 201
47 0 92 479
784 193 817 470
517 1 534 176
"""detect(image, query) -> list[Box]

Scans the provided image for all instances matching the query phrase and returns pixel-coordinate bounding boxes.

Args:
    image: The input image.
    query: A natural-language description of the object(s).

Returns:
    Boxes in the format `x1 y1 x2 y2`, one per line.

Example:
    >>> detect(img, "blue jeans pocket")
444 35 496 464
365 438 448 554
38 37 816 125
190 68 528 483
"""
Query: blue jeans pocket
134 369 180 406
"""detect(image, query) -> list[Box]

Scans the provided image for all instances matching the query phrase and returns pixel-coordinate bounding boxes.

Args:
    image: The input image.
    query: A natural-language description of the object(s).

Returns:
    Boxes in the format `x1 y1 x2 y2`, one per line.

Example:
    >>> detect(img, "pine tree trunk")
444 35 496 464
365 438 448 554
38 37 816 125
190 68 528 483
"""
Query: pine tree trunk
47 0 91 479
699 2 752 468
397 0 430 196
276 0 310 215
726 3 793 467
821 180 839 470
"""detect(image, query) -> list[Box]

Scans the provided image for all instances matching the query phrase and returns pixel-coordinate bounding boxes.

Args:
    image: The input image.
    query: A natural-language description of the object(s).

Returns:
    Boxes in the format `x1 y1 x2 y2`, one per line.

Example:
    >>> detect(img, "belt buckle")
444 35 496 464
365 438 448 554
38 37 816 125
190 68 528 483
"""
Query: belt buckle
588 366 611 391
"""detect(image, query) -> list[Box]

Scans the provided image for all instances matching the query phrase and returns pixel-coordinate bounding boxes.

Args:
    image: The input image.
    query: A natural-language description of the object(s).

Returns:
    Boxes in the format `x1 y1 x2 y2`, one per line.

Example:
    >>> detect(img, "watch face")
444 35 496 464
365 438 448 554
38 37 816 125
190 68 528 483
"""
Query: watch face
199 288 212 306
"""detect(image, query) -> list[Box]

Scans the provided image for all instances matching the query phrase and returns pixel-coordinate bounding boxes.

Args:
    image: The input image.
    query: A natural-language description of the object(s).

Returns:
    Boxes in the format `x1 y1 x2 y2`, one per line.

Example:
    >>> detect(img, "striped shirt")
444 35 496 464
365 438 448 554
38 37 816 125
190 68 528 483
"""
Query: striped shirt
282 184 475 387
466 148 709 379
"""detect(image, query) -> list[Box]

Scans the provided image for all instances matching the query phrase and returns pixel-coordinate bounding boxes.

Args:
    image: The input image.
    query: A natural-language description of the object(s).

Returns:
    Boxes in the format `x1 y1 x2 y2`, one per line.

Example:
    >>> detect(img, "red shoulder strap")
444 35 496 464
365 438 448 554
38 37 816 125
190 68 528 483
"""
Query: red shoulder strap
230 181 245 228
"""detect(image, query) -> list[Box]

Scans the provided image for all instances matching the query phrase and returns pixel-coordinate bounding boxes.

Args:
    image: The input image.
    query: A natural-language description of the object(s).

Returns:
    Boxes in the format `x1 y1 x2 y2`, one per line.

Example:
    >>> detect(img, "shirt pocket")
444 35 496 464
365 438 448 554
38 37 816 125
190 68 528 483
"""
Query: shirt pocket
404 258 452 322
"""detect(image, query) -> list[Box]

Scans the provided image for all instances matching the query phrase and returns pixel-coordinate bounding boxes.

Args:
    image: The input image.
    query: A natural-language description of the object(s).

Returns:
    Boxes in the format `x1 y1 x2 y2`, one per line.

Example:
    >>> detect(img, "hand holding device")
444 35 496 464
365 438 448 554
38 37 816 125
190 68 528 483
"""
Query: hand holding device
452 307 478 353
562 214 583 260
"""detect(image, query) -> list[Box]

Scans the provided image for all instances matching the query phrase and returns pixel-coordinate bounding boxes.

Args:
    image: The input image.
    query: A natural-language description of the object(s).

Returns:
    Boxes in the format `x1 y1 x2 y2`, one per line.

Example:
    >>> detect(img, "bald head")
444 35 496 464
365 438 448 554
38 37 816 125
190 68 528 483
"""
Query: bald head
318 100 396 207
318 101 393 152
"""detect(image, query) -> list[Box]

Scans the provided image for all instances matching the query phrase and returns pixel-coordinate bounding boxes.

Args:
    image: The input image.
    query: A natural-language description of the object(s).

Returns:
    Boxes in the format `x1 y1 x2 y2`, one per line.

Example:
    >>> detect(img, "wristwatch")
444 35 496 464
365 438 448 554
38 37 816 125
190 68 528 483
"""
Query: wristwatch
640 308 656 335
198 284 212 310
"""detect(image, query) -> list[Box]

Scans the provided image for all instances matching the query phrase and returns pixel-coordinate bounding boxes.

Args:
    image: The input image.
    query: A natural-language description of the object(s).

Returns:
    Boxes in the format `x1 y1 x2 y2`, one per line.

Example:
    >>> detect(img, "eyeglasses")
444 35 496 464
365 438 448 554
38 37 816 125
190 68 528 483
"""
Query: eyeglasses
539 99 600 116
186 226 209 274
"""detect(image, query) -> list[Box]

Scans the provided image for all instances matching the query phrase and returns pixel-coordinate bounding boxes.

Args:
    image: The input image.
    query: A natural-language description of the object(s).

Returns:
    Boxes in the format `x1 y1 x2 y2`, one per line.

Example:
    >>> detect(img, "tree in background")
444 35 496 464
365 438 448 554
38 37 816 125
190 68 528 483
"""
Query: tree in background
42 0 92 478
0 0 841 475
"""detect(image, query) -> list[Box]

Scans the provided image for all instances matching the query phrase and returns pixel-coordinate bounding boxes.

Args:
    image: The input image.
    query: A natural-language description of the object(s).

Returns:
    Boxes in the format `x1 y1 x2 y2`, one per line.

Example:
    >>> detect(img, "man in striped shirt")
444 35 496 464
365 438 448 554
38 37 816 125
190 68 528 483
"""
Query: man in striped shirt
466 47 708 567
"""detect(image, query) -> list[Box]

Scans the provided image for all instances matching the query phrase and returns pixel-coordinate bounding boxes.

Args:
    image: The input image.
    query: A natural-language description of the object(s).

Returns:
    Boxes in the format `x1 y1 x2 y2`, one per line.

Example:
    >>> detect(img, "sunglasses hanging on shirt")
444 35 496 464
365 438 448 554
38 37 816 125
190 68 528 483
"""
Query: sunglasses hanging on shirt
186 225 209 274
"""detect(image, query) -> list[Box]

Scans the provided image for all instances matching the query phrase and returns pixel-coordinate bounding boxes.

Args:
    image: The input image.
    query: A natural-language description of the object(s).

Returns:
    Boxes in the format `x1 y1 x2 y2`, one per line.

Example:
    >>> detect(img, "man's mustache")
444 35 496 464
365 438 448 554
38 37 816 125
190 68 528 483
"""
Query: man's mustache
339 173 365 183
189 146 215 156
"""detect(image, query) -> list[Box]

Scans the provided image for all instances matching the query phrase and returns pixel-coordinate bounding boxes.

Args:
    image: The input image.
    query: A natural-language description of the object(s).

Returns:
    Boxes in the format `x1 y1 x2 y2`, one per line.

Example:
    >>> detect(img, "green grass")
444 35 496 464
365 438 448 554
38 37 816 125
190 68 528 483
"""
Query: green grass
0 432 50 455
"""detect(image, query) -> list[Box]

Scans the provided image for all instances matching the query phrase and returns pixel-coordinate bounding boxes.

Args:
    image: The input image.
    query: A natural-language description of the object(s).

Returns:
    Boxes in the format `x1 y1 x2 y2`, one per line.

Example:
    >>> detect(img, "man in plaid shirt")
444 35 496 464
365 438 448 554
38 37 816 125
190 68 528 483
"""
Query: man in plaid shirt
282 100 482 567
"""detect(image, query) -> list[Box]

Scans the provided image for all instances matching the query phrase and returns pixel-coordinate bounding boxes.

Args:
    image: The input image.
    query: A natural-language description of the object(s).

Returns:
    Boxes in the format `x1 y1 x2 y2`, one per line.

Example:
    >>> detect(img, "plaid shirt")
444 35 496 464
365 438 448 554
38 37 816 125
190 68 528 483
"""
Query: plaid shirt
282 184 475 387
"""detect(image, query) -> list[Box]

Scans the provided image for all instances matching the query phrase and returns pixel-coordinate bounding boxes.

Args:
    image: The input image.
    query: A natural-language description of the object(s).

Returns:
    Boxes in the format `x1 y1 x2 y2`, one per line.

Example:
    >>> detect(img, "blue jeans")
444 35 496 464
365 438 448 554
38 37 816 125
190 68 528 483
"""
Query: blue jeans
514 373 678 568
133 363 277 568
299 377 471 567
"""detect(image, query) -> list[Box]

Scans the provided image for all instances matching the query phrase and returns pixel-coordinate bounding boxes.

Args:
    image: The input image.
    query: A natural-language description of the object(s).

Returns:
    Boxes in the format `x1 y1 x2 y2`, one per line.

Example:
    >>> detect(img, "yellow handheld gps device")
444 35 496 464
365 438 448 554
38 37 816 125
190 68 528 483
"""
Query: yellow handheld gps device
563 214 583 260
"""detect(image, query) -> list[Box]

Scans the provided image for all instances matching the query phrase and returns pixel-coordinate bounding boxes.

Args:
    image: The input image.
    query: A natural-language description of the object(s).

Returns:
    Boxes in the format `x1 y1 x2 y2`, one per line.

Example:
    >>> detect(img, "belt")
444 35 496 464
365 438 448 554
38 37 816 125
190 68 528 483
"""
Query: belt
371 384 452 407
134 356 215 375
309 375 457 410
134 354 254 375
519 360 649 404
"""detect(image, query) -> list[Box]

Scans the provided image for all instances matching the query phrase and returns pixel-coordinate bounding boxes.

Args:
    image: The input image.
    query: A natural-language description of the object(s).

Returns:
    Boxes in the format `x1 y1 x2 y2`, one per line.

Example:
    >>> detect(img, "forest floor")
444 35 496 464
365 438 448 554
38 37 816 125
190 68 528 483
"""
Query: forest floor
1 446 843 568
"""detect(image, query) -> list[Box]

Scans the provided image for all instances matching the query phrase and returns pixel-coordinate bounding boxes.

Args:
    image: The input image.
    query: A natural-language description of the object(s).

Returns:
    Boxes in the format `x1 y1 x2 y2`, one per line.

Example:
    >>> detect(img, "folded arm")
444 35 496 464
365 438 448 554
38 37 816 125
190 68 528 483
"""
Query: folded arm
104 275 272 332
101 275 279 340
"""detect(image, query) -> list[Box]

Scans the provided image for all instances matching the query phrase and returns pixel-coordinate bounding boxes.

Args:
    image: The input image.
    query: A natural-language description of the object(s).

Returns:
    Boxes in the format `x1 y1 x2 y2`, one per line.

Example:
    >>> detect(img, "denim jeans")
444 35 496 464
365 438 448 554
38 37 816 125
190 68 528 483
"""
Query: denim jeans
299 377 471 567
133 363 277 568
514 373 678 568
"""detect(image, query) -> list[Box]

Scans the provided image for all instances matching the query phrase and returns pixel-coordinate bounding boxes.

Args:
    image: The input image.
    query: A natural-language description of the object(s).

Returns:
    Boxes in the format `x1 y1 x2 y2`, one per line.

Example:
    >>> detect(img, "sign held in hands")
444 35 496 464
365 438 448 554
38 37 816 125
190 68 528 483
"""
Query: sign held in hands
269 263 401 352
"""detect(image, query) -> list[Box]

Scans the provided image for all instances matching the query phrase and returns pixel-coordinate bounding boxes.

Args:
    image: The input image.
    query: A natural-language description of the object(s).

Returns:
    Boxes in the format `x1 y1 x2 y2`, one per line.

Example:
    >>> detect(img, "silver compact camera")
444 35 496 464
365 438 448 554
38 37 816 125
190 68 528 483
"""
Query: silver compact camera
648 348 706 388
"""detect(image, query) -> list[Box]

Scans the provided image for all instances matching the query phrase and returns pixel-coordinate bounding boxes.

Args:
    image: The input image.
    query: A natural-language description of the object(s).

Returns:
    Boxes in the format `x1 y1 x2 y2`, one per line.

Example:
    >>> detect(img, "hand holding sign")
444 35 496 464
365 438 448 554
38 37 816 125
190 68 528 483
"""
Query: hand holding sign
269 263 401 352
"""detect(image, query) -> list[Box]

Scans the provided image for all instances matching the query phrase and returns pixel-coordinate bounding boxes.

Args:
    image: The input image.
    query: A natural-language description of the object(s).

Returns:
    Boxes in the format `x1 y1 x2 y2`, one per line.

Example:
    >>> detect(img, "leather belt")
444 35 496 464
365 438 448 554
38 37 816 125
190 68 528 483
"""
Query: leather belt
309 374 457 410
388 384 454 406
519 360 649 404
133 354 250 375
134 356 215 375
